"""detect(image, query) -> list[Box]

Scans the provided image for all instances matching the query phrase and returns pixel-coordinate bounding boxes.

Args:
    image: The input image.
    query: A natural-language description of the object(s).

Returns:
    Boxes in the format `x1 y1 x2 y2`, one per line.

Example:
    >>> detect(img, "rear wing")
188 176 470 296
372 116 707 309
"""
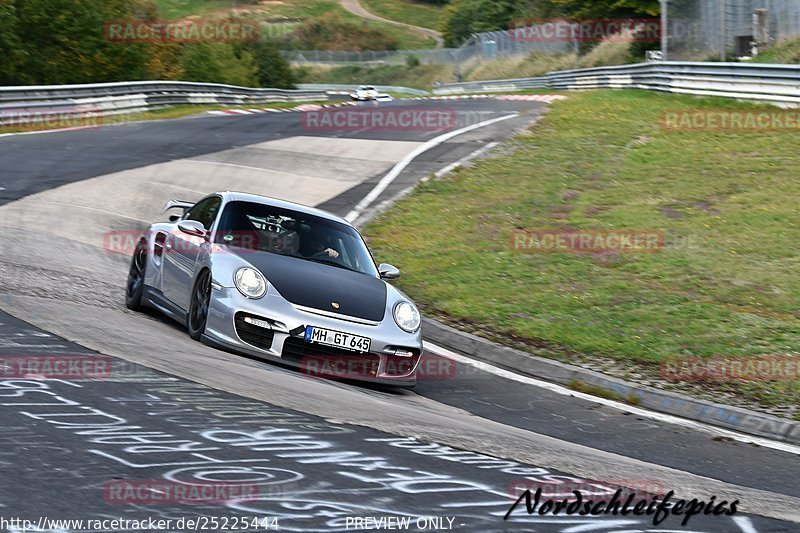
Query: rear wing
161 199 194 215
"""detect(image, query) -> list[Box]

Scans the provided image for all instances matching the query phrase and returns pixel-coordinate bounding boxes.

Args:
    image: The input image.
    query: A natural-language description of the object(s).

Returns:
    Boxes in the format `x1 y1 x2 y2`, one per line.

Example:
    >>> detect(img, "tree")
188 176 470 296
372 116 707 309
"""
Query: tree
179 43 259 87
546 0 660 18
11 0 157 84
0 0 23 84
440 0 518 46
440 0 661 47
252 39 296 89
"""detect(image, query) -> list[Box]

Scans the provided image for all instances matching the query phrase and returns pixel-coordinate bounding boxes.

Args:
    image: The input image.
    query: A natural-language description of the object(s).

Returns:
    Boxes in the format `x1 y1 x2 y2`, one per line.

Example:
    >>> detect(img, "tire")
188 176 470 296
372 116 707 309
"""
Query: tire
125 239 147 310
187 269 212 341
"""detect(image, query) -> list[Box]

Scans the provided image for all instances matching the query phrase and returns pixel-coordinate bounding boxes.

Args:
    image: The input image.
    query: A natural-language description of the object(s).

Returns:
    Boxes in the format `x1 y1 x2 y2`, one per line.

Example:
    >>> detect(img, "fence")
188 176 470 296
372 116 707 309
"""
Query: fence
283 2 800 67
666 0 800 60
432 61 800 107
281 27 574 68
0 81 327 125
283 49 459 66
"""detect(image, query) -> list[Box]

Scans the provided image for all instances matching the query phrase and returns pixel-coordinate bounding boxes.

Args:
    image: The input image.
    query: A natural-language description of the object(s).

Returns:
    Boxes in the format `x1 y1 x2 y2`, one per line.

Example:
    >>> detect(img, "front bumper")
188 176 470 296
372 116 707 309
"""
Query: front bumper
204 287 422 386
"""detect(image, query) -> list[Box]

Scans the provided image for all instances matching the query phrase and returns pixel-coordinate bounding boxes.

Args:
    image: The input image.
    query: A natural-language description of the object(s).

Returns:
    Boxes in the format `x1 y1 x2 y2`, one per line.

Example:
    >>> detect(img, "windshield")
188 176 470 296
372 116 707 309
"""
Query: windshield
215 201 378 276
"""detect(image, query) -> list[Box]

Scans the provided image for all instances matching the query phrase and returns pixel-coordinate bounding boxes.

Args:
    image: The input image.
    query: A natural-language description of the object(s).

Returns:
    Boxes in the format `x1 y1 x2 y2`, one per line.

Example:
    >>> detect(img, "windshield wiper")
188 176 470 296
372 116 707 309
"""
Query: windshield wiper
302 256 359 273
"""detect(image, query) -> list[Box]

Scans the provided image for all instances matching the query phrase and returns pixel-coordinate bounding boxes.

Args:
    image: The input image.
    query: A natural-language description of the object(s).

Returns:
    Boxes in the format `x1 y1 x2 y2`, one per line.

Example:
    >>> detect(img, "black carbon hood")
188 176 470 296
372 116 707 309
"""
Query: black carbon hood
230 248 387 322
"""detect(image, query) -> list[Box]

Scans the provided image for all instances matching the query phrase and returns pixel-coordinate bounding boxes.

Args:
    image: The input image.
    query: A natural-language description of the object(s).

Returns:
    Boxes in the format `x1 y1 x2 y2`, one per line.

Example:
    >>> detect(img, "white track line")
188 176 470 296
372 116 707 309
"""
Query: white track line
424 340 800 456
0 125 98 138
344 113 518 222
353 142 502 227
733 516 759 533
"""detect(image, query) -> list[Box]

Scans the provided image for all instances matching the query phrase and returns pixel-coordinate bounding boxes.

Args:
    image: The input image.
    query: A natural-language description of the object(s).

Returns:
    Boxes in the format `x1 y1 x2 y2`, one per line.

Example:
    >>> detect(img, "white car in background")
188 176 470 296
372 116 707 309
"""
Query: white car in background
351 85 380 101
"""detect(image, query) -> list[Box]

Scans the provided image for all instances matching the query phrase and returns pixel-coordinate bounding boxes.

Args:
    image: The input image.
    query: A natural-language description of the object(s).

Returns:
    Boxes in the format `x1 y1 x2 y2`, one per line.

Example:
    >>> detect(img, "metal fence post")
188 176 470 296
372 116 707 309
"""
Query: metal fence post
661 0 669 60
720 0 727 61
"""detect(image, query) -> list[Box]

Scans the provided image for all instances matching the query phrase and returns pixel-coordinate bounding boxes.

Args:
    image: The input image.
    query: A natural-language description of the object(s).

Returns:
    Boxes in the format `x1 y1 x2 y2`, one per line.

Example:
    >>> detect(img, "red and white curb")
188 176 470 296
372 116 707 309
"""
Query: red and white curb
495 94 568 101
207 94 566 116
207 101 357 116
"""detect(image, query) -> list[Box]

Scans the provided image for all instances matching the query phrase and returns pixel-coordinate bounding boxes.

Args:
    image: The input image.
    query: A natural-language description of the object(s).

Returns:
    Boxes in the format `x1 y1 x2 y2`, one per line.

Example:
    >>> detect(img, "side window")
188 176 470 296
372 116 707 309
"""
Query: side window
186 197 221 229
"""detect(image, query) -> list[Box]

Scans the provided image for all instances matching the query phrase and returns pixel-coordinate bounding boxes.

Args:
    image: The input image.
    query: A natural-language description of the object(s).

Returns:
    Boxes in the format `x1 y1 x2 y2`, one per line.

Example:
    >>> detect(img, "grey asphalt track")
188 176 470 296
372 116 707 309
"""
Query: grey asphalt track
4 311 789 532
0 99 798 532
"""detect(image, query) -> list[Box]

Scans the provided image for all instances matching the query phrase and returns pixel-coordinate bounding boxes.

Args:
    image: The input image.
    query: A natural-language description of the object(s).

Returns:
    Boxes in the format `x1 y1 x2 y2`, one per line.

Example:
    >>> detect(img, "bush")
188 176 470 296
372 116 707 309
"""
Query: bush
0 0 22 84
440 0 517 47
253 40 296 89
283 12 398 51
751 37 800 64
8 0 158 84
179 43 258 87
578 40 636 68
405 54 421 68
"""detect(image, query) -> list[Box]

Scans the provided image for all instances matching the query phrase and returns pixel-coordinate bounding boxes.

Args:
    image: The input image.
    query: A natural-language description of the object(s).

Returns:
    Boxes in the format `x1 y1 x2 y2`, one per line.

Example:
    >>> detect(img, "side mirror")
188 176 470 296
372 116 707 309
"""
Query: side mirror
178 220 207 237
378 263 400 279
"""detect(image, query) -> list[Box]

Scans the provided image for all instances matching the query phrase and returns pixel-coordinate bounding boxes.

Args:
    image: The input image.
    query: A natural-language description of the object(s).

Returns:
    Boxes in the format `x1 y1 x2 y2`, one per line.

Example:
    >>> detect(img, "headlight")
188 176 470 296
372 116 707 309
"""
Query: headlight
393 301 420 332
234 267 267 299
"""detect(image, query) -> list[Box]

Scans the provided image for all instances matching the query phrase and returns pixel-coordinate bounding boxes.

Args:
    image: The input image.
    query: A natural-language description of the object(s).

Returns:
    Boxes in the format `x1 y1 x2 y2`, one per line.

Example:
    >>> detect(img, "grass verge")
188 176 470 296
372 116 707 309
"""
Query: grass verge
465 42 634 82
297 42 637 89
151 0 435 49
568 380 641 405
298 63 455 89
749 37 800 64
364 89 800 411
359 0 445 30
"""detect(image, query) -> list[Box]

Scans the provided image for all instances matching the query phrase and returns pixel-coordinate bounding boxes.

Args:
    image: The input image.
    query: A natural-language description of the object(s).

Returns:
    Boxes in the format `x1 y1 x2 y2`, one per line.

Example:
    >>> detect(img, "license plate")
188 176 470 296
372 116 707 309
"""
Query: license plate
304 326 371 353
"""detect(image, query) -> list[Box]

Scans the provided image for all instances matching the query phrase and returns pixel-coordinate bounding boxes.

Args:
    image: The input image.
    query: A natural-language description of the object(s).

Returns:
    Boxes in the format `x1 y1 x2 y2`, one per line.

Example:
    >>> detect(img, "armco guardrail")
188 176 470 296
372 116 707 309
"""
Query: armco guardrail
0 81 328 124
433 61 800 106
297 83 430 96
431 77 548 95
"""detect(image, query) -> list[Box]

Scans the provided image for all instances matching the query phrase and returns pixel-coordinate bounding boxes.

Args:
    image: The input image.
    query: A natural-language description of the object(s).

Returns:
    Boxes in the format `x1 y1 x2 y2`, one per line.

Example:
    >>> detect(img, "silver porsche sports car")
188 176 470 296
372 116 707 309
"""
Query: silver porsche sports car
125 192 423 386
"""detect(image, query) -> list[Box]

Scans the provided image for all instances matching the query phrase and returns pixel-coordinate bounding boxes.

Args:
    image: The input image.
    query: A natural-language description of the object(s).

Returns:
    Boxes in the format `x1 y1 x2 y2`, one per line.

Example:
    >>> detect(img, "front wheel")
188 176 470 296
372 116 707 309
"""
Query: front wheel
125 239 147 310
188 269 212 341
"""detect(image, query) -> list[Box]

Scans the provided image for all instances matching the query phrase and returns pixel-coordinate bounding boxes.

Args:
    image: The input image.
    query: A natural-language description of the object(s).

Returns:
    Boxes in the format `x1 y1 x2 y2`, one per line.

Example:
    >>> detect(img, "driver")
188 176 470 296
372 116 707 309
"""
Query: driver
306 232 339 259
